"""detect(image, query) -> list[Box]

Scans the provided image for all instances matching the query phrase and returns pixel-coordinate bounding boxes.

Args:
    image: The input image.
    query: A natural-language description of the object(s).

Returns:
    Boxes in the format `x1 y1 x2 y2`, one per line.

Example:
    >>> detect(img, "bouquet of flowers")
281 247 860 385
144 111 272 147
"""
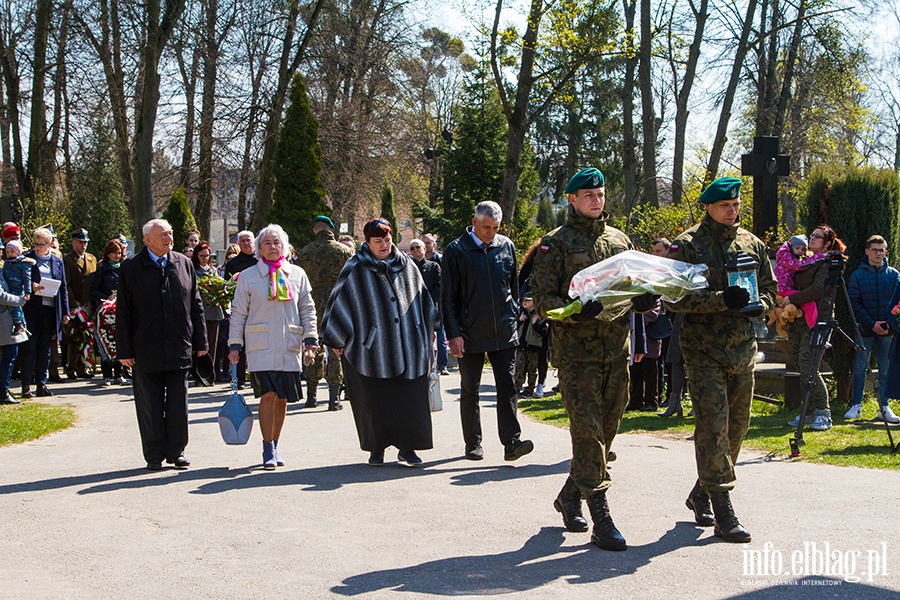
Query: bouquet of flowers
547 249 709 321
94 297 117 361
198 272 237 308
66 305 97 371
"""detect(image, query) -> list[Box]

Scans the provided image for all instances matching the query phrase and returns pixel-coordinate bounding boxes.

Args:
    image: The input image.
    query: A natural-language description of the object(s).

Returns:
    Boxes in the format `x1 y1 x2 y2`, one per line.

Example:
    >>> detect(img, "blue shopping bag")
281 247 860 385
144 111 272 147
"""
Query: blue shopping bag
218 363 253 445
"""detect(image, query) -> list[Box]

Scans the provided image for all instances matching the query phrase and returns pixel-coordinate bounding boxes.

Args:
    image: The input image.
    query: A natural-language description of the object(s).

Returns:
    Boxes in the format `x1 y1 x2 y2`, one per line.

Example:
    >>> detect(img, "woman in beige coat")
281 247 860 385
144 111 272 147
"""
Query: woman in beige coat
228 224 318 469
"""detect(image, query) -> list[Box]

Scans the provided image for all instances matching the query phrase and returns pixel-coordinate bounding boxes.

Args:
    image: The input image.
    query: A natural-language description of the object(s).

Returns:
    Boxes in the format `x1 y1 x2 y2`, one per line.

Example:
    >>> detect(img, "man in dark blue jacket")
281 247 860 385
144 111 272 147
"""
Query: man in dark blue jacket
442 201 533 462
847 235 900 424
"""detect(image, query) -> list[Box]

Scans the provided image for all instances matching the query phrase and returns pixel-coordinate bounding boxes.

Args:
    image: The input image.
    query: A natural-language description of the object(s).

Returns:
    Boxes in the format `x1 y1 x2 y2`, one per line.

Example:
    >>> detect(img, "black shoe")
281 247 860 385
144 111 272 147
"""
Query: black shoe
587 491 627 551
397 449 422 467
304 399 317 408
639 404 657 412
0 393 20 404
464 445 484 460
36 385 53 397
166 455 190 469
48 375 64 384
20 387 33 399
685 482 715 527
328 402 343 411
709 491 751 543
504 438 534 461
606 450 617 462
368 450 385 466
520 387 534 398
554 476 589 532
146 461 163 471
66 371 79 381
79 371 94 379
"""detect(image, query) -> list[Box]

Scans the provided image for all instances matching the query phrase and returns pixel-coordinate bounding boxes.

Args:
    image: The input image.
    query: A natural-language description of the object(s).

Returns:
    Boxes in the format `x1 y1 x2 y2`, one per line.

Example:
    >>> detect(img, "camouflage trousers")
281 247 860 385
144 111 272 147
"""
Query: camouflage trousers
514 348 539 391
786 319 829 412
684 361 753 493
306 346 343 386
558 360 629 495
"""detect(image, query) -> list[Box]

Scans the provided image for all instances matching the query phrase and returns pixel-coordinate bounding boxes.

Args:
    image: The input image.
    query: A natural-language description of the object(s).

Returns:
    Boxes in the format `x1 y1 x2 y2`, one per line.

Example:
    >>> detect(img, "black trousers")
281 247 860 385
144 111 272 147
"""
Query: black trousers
458 346 521 448
20 304 56 388
132 369 189 463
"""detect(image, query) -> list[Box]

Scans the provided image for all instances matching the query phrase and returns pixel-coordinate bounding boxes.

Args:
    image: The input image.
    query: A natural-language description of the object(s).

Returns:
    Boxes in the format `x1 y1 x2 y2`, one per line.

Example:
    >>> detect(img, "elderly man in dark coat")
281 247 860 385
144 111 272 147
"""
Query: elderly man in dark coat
321 219 439 467
117 219 207 471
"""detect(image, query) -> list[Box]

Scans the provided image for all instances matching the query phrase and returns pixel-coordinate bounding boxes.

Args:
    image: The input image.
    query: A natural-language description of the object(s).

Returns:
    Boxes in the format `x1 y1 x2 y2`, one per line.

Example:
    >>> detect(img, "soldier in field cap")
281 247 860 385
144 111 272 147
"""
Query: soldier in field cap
63 228 97 378
665 176 776 543
531 167 657 552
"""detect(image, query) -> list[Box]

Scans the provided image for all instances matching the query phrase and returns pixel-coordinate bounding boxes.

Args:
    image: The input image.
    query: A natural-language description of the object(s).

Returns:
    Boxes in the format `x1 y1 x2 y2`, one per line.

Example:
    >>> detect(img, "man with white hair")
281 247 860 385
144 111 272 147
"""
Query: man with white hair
117 219 208 471
442 201 533 462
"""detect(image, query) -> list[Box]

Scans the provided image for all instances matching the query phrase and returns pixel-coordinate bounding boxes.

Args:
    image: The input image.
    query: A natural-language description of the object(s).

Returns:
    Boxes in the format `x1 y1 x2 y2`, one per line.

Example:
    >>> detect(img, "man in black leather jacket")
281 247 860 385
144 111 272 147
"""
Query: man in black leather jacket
442 201 533 462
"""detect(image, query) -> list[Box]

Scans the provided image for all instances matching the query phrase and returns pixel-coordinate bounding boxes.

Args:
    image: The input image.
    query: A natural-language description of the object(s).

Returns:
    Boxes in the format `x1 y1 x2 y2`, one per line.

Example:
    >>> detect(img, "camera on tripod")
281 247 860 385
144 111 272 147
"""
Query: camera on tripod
826 250 845 272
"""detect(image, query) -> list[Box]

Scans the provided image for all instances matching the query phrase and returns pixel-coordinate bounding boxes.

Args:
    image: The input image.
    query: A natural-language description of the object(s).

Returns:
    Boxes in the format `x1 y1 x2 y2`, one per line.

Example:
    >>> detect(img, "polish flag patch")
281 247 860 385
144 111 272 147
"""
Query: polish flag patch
539 245 550 253
668 243 679 253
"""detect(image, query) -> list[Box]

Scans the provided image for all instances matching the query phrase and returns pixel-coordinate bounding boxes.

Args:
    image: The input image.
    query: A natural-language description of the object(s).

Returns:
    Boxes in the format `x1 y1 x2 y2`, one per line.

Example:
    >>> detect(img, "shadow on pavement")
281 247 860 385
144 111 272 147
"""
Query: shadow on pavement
331 523 705 595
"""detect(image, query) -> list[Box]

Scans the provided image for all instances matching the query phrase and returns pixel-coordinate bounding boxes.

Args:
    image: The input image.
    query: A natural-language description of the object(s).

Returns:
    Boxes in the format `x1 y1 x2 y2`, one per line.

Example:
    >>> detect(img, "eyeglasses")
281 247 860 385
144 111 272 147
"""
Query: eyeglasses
810 234 826 240
409 246 423 250
869 248 886 253
34 242 49 247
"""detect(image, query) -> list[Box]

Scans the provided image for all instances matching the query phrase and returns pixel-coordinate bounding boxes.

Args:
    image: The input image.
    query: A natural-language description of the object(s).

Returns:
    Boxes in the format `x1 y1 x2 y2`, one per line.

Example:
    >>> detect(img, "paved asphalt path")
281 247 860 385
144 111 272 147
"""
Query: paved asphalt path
2 368 899 599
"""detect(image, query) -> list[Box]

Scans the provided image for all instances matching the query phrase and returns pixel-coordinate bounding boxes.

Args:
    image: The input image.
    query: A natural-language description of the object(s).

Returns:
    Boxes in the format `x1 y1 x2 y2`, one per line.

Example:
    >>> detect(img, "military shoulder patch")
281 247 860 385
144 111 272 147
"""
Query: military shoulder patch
539 245 550 253
668 243 679 253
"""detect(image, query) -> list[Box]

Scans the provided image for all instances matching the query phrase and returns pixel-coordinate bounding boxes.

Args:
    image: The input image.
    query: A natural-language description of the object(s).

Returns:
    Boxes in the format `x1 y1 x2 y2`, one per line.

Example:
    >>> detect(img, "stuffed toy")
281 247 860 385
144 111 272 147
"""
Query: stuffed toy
767 297 803 338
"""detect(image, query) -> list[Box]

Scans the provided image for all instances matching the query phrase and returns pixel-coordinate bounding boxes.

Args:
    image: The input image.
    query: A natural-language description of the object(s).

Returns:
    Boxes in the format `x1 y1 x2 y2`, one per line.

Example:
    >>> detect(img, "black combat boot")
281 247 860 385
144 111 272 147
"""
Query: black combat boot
685 481 715 526
709 491 751 543
586 491 627 551
328 383 343 411
305 381 318 408
553 476 588 532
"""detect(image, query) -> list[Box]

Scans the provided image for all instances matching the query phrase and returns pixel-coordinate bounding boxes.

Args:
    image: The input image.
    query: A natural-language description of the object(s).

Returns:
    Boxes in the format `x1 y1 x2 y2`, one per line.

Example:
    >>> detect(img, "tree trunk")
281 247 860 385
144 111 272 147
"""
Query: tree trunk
176 44 199 191
196 0 219 240
671 0 708 205
621 0 638 206
0 75 14 221
705 0 758 184
0 18 25 209
53 1 73 196
638 0 658 207
25 0 54 204
133 0 187 241
773 0 806 139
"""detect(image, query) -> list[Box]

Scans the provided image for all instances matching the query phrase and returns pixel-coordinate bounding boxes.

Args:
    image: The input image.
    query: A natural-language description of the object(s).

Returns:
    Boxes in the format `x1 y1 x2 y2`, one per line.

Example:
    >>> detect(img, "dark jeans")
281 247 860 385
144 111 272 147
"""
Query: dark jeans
1 343 18 397
436 320 448 371
132 369 190 463
629 357 660 408
101 359 123 379
458 346 521 448
20 304 56 388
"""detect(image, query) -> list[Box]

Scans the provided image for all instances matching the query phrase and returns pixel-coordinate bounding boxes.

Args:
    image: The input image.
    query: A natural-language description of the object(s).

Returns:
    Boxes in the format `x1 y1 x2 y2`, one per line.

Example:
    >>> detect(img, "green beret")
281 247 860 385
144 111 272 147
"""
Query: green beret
699 177 742 204
313 215 335 230
565 168 605 194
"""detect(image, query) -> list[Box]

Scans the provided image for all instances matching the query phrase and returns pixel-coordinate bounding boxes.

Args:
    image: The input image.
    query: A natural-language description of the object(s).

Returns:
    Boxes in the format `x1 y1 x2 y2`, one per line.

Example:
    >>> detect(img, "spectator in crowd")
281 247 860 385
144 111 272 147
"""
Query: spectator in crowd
338 235 356 251
422 233 442 265
184 228 201 251
217 244 240 278
442 201 533 462
20 227 70 398
91 238 127 385
322 218 439 467
422 233 449 374
296 216 353 410
516 240 550 397
846 234 900 424
117 219 207 471
628 297 663 412
192 242 225 385
63 228 97 379
224 231 258 389
2 240 32 335
229 224 319 469
1 223 20 246
781 225 847 431
0 268 29 404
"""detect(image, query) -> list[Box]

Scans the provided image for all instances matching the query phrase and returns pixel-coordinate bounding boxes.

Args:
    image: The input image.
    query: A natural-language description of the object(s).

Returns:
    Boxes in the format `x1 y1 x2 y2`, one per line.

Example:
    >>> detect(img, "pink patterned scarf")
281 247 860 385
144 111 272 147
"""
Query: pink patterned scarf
260 256 294 301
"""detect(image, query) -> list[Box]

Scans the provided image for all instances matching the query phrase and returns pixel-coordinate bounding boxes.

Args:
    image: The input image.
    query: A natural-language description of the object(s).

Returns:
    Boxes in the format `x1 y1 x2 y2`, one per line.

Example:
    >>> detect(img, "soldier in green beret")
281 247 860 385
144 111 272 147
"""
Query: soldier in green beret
532 167 657 552
296 215 353 410
665 176 776 543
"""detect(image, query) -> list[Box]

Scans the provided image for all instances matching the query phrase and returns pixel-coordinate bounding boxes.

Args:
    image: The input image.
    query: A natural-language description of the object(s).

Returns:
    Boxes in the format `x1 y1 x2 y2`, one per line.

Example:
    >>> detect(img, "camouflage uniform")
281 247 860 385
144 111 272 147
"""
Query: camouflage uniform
295 230 353 386
666 214 776 493
532 206 633 494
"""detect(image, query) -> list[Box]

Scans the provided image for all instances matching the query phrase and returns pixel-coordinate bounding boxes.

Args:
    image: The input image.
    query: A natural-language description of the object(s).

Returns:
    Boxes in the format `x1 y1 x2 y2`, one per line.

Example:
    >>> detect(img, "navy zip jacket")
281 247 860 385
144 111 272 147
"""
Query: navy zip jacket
441 227 519 353
848 258 899 336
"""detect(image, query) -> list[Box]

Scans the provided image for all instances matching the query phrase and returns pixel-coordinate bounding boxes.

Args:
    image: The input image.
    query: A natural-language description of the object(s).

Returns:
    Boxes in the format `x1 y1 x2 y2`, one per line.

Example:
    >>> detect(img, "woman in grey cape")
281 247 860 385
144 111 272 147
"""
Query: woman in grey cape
321 218 439 467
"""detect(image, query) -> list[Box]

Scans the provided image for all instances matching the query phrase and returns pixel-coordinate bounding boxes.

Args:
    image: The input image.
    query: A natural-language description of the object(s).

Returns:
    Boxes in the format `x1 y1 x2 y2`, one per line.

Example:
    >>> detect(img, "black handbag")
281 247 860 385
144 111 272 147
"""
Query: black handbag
645 313 673 340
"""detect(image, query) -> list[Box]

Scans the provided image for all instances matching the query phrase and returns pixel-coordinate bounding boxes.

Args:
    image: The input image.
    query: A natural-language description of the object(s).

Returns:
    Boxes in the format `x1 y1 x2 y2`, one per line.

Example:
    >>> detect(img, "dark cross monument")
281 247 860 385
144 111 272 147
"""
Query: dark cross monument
741 136 790 239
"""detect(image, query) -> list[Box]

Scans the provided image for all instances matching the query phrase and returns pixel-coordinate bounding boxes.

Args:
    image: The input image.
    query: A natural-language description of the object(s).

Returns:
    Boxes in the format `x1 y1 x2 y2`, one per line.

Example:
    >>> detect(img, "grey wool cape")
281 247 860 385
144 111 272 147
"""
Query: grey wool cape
321 243 440 452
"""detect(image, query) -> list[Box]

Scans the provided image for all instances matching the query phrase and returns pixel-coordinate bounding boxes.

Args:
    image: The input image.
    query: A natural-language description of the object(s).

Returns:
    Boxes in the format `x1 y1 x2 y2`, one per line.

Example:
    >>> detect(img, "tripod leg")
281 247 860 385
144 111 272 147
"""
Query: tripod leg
790 324 831 456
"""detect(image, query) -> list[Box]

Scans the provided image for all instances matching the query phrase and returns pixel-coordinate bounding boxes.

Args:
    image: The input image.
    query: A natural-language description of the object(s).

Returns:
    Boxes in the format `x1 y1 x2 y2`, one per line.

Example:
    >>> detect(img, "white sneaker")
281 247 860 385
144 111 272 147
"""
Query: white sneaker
102 378 112 386
876 406 900 425
844 404 862 419
810 409 832 431
533 384 544 398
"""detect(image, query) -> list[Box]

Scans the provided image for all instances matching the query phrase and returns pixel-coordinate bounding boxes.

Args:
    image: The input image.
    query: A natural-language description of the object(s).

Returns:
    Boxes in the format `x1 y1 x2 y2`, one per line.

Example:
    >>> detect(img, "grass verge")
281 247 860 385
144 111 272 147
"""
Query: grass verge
519 395 900 471
0 402 77 446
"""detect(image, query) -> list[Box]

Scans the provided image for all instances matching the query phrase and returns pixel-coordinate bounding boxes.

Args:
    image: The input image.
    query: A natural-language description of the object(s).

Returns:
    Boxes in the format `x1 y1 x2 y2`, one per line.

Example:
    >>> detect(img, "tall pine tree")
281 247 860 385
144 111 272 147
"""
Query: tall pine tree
269 73 330 250
379 179 399 243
